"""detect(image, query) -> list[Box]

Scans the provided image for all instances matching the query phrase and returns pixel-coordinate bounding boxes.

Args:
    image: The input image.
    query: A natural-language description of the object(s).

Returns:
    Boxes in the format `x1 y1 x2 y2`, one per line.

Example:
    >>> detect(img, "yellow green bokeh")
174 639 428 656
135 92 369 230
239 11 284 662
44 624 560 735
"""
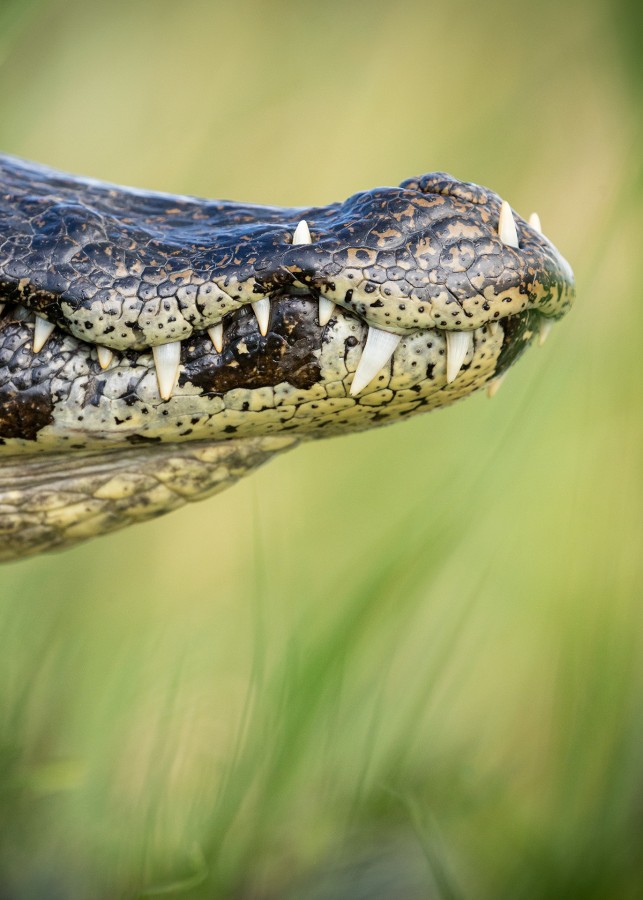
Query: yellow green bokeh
0 1 641 896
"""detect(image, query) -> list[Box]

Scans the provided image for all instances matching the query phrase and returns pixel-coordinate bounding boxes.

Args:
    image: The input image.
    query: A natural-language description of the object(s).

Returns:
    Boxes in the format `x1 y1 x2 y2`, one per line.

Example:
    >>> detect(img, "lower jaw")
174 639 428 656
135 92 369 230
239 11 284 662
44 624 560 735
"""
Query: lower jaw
0 295 540 455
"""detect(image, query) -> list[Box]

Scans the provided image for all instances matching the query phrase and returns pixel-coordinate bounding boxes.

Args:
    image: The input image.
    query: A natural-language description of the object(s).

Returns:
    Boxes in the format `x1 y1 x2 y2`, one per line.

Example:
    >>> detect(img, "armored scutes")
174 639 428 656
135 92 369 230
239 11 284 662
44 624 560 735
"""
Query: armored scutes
0 156 574 559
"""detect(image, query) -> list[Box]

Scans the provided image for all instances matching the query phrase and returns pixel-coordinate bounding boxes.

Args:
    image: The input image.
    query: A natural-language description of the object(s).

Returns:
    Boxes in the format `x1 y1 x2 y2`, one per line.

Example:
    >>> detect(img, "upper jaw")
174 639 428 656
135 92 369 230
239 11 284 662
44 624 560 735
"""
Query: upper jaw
163 196 573 399
278 187 575 337
0 166 575 409
21 178 574 352
2 183 572 410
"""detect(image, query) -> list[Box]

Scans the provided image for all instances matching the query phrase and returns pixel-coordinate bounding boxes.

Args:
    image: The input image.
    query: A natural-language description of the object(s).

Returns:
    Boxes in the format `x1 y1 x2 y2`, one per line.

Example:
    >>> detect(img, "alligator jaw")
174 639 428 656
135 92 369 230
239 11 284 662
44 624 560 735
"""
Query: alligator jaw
0 300 545 561
0 435 297 562
0 157 575 561
0 295 544 454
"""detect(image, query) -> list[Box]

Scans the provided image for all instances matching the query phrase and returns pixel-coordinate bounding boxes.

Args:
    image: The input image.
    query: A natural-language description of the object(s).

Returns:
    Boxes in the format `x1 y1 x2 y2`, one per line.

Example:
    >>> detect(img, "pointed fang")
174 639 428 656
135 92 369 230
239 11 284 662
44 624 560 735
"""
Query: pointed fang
251 299 270 336
445 330 473 384
350 326 401 396
498 200 519 248
292 219 312 245
208 323 224 353
97 346 114 369
33 316 56 353
538 319 553 346
529 212 542 233
152 341 181 400
319 297 335 326
487 375 506 398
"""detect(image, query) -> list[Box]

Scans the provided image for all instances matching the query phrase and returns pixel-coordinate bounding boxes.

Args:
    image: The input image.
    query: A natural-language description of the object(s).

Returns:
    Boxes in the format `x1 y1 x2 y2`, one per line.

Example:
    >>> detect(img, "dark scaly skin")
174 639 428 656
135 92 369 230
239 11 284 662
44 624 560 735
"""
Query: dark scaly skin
0 155 574 561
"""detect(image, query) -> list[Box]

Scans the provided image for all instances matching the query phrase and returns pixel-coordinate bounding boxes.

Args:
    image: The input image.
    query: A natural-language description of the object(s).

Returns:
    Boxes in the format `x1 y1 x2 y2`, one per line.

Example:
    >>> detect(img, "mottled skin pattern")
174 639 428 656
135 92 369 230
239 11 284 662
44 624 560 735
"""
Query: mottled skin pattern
0 156 574 561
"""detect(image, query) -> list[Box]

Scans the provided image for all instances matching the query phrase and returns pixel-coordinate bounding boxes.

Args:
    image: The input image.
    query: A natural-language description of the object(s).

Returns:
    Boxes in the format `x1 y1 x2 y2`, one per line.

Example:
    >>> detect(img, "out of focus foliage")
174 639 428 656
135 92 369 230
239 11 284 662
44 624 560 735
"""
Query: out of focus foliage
0 1 641 897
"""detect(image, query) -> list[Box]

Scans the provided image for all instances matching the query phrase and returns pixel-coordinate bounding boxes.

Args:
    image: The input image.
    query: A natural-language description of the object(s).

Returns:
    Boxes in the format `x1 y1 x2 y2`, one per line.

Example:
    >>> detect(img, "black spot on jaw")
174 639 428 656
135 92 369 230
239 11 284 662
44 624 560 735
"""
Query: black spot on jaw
0 320 59 440
495 309 540 377
179 293 323 395
0 385 54 440
126 434 162 445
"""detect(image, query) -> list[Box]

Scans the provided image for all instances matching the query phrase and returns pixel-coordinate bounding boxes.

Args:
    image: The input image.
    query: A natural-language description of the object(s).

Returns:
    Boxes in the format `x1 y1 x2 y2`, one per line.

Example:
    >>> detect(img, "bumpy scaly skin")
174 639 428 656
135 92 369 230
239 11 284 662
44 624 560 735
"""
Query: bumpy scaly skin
0 156 574 560
0 157 572 347
0 436 297 562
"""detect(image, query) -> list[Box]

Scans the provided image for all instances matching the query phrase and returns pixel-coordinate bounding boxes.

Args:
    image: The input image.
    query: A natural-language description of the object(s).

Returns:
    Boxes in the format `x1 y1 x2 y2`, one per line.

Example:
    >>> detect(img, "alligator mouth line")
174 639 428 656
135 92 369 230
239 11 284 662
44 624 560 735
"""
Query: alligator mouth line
0 289 545 453
5 291 551 398
1 202 558 406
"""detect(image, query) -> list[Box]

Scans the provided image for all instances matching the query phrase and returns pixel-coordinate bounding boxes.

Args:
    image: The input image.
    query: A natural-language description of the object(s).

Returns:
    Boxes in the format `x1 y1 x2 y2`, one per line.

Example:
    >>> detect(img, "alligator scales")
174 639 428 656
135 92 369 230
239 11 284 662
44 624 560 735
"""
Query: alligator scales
0 156 574 561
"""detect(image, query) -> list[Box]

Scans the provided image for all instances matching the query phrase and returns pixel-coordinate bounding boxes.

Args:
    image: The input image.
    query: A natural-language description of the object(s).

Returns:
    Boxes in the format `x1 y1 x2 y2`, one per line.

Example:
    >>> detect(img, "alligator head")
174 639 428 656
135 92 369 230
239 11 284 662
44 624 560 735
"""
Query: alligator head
0 156 574 560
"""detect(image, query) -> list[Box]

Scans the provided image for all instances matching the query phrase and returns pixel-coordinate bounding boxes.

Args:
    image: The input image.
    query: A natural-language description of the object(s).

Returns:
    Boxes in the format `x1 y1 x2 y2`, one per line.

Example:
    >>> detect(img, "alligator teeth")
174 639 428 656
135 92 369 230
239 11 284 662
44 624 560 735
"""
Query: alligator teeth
97 346 114 369
487 375 506 398
538 320 553 346
33 316 56 353
445 330 473 383
291 221 337 325
498 200 519 249
350 326 401 396
251 299 270 336
318 297 335 326
292 219 312 245
208 323 224 353
152 341 181 400
528 212 542 233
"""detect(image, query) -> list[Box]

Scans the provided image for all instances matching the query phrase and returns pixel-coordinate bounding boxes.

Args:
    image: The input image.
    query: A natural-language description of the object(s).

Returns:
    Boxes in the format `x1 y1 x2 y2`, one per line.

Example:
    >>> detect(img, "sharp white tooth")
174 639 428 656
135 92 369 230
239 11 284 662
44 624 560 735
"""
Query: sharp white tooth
489 321 501 337
97 346 114 369
528 212 542 233
538 320 553 346
498 200 519 248
152 341 181 400
251 299 270 336
445 330 473 384
292 219 312 245
487 375 506 398
208 323 224 352
350 326 401 396
33 316 56 353
318 297 335 326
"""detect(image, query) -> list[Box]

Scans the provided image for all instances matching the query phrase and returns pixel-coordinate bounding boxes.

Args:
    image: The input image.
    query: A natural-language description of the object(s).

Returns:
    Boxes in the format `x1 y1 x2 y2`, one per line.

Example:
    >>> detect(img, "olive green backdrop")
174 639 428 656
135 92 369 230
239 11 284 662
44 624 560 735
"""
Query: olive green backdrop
0 1 641 897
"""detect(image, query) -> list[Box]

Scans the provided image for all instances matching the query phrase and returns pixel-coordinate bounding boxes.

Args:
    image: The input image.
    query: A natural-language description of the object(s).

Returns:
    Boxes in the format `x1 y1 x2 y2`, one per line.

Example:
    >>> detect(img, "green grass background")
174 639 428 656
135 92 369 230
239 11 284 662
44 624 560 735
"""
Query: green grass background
0 0 641 896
